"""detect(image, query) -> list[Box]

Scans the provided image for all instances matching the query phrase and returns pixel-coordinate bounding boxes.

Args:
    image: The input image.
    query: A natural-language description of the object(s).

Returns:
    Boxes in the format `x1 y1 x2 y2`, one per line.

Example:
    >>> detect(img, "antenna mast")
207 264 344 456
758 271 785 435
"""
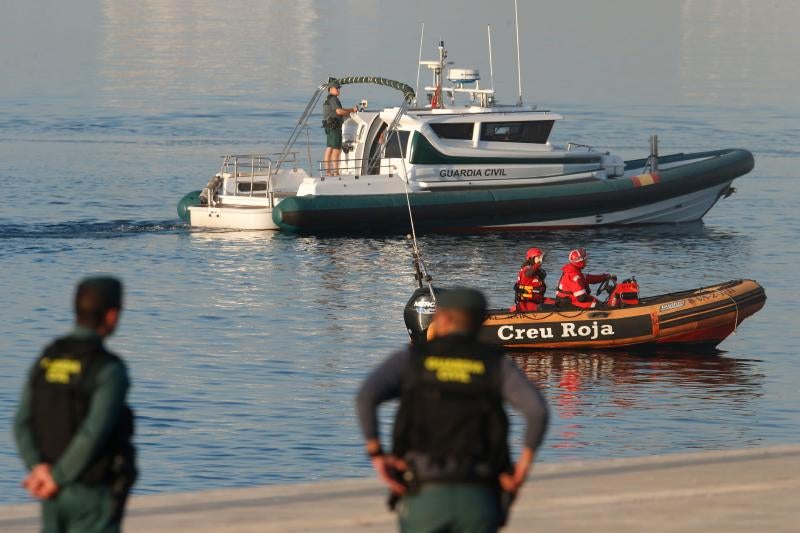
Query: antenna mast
430 40 446 109
414 23 425 106
487 25 495 91
514 0 523 105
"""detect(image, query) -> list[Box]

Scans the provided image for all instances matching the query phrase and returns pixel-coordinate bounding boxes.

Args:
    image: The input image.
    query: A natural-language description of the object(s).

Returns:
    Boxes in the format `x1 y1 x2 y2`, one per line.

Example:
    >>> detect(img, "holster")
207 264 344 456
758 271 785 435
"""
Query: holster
386 465 419 512
497 486 517 528
108 452 138 521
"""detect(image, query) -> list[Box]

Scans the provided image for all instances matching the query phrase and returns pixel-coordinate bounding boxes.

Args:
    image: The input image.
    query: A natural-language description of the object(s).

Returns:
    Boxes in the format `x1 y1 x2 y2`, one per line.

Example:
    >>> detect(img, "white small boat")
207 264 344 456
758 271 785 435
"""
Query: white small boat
178 154 307 231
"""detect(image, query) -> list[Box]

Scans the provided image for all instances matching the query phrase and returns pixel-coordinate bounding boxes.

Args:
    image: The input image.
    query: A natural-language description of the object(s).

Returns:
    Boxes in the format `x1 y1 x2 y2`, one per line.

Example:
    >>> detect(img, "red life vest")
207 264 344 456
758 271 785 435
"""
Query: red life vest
556 263 605 309
513 266 546 311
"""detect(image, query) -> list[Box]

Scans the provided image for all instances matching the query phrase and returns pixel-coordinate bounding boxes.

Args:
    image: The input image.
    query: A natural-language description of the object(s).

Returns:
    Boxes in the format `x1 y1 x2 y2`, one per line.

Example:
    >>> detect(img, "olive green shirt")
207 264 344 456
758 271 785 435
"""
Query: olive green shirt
322 94 344 128
13 327 130 486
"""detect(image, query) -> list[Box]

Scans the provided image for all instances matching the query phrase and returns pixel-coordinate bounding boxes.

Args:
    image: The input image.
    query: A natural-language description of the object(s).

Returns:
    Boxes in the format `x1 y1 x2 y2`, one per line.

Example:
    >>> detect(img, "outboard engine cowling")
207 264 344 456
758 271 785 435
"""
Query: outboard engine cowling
403 287 441 344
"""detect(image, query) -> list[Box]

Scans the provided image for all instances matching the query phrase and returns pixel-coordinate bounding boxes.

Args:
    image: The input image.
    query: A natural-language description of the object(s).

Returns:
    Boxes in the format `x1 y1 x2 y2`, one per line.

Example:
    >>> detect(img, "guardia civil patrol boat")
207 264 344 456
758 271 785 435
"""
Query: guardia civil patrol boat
178 41 754 233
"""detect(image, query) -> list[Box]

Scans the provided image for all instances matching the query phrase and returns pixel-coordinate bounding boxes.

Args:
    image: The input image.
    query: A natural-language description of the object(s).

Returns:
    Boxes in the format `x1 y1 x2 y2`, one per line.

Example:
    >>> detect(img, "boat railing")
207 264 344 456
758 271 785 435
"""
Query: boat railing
275 77 416 177
567 143 594 152
316 160 404 178
219 152 297 205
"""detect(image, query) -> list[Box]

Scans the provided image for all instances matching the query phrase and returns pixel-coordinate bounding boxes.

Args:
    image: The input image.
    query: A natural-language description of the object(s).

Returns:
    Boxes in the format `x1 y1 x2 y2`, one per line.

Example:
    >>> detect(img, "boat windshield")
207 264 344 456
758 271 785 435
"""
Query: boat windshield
430 123 474 140
384 131 410 158
480 120 554 143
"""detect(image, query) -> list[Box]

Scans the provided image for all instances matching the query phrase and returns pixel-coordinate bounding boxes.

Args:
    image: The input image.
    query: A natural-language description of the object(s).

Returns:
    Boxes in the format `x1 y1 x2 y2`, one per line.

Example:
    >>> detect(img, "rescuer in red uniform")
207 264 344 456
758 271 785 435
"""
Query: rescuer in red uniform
556 248 614 309
511 248 547 312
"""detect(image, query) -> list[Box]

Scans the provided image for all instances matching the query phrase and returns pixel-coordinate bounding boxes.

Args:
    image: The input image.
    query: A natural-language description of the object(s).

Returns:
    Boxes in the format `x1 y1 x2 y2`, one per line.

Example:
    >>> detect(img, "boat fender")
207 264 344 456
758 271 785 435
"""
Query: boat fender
176 190 202 222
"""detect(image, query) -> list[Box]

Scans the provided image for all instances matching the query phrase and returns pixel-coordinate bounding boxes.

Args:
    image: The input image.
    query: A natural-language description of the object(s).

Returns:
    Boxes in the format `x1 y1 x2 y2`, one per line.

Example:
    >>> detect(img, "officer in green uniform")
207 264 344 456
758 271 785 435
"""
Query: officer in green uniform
356 288 549 532
322 79 358 176
14 277 136 533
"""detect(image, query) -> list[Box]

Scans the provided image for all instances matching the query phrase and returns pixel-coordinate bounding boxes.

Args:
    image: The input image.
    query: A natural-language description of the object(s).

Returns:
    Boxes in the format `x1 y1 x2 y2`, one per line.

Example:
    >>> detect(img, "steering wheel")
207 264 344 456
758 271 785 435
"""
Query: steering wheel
597 276 616 297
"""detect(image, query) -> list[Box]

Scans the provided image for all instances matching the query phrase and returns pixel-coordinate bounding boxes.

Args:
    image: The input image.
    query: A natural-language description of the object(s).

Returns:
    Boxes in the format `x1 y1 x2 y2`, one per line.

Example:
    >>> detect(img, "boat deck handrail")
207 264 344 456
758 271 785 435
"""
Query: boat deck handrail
219 153 298 205
406 109 554 117
567 143 595 152
316 160 404 178
221 152 297 166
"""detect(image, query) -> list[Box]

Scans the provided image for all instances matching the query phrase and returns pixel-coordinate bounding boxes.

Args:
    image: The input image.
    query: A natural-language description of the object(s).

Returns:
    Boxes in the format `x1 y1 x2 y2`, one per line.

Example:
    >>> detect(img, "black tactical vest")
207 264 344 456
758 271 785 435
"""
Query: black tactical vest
392 335 510 483
30 336 135 485
322 94 343 129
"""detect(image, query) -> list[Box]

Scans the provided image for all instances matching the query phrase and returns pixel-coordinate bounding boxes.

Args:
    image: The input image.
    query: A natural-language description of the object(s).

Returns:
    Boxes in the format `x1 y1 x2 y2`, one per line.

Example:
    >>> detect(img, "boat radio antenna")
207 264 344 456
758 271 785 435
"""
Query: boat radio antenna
514 0 523 105
414 23 425 107
487 25 495 91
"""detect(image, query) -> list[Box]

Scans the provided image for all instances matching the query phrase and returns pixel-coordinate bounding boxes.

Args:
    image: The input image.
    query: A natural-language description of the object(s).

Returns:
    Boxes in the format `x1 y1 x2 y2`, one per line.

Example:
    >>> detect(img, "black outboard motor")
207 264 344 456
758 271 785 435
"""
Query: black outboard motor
403 287 441 344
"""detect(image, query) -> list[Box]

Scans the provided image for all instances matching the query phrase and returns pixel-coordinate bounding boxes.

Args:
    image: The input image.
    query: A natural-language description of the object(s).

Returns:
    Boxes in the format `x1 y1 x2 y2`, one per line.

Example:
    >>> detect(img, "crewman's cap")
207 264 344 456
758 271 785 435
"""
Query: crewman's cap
437 287 488 326
76 276 124 311
328 77 342 89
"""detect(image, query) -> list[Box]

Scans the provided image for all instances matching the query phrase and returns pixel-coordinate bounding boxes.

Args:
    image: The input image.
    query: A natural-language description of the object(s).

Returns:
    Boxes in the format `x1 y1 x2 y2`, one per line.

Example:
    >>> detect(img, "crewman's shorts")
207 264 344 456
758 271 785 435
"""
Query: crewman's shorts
325 127 343 149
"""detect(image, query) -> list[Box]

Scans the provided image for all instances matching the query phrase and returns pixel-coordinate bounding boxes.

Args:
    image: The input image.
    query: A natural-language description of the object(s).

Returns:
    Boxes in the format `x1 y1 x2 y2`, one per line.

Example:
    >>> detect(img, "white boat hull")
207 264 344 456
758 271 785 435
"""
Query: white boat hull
482 181 732 229
188 206 278 230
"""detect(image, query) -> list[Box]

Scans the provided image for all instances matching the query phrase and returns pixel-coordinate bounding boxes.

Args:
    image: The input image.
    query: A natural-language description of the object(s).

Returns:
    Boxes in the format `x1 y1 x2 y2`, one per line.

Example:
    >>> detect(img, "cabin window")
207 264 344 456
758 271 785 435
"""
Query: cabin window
384 130 410 158
430 123 475 140
479 120 554 143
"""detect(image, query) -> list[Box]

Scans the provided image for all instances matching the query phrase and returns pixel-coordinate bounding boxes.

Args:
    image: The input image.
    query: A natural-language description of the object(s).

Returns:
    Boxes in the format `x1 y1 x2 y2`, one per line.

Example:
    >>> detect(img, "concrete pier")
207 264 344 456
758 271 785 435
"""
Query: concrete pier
1 445 798 532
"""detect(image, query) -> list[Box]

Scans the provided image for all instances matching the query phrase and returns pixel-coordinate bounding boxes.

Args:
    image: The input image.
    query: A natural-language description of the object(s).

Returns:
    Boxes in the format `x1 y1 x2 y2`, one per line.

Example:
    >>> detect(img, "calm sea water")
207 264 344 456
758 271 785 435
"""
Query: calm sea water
1 0 799 503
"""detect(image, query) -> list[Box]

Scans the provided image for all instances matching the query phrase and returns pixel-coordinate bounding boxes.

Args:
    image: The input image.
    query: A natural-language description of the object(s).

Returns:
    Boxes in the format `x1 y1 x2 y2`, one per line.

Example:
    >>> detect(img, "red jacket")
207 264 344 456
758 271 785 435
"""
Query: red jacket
512 266 546 311
556 263 606 309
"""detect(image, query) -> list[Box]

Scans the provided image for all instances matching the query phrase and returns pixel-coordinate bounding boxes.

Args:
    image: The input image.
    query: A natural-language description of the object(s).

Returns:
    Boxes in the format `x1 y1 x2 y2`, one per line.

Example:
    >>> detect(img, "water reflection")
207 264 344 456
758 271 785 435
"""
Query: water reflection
512 350 763 393
100 0 320 108
680 0 800 105
187 228 280 244
511 350 764 453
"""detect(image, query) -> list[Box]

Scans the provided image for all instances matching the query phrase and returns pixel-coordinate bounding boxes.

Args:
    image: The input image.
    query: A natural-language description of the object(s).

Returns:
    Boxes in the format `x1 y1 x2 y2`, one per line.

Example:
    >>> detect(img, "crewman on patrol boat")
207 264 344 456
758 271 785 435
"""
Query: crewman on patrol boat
511 247 547 312
322 80 359 176
556 248 614 309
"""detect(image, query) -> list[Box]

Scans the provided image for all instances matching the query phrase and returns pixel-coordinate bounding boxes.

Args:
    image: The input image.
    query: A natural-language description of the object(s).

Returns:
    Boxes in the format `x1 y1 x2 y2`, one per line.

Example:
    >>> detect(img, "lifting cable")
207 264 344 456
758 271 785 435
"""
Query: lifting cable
394 123 436 303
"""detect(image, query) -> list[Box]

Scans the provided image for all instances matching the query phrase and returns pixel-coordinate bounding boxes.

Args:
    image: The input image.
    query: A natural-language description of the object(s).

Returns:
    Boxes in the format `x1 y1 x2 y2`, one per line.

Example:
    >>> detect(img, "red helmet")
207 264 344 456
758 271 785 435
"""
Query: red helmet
525 247 544 262
568 248 587 267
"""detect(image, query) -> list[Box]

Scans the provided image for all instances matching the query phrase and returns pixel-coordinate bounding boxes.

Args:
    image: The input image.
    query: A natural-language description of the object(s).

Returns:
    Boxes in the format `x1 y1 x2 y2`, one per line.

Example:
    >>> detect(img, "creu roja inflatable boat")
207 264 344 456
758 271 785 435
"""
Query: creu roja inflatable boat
404 279 766 350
